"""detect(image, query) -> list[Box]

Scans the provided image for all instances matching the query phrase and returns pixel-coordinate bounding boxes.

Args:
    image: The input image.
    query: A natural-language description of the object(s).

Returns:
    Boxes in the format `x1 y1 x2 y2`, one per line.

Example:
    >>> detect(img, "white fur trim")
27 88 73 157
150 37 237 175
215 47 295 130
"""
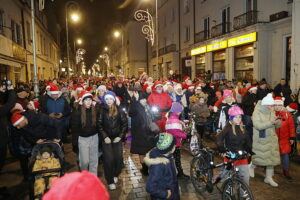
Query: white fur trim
144 152 170 166
286 106 296 112
155 84 163 88
29 101 35 110
104 94 116 101
82 93 93 100
13 116 25 127
166 123 183 130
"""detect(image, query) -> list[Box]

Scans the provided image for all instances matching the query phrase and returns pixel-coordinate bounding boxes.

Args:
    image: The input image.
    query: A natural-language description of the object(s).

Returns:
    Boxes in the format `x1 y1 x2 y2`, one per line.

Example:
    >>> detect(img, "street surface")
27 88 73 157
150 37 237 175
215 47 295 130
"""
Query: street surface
0 138 299 200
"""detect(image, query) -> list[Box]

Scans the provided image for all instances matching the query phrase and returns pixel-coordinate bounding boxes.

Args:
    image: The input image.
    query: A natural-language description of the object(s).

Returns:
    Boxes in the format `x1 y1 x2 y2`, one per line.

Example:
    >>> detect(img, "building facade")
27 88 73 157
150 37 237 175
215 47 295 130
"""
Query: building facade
0 0 60 85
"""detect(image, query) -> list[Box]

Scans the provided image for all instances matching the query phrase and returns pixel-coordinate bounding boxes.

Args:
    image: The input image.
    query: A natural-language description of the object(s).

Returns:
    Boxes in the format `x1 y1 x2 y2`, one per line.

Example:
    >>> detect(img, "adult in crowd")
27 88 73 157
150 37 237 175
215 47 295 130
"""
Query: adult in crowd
71 91 99 175
129 91 156 176
256 80 269 101
274 97 295 180
148 81 172 131
251 93 281 187
273 79 292 106
241 86 257 140
113 81 130 106
216 106 253 185
41 83 71 143
0 83 16 171
97 91 127 190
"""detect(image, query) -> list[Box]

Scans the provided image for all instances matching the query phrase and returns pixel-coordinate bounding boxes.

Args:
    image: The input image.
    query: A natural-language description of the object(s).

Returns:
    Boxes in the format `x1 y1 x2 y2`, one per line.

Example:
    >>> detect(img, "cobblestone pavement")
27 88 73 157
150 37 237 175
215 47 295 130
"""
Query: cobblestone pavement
0 138 300 200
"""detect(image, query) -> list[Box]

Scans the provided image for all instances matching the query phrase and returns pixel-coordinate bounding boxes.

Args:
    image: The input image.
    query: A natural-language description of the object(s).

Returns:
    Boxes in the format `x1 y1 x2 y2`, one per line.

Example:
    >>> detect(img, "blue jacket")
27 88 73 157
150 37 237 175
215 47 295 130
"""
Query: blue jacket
145 148 180 200
41 95 71 119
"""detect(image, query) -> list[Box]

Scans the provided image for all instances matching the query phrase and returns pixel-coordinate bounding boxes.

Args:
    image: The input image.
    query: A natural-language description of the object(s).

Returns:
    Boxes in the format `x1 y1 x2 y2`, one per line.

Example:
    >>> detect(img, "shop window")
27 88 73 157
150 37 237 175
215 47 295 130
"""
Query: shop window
234 44 254 81
26 21 31 45
14 67 21 83
213 50 226 80
16 23 22 45
11 20 16 43
196 54 206 78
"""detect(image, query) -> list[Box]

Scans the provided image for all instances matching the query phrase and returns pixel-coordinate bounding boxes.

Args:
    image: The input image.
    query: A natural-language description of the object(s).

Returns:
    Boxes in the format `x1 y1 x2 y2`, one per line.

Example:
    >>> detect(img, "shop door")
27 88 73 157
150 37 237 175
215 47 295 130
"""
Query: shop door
285 36 291 84
182 58 191 79
0 64 9 80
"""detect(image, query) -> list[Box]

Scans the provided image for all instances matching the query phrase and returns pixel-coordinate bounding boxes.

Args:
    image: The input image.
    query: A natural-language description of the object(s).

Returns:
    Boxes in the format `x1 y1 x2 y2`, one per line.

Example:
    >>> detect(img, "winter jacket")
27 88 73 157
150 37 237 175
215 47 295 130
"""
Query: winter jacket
165 113 186 147
184 90 194 106
241 92 257 116
97 106 128 140
41 95 71 119
145 148 180 200
256 88 269 101
148 90 172 131
0 90 16 146
216 122 252 153
71 106 99 153
189 103 210 125
275 110 295 154
113 85 130 104
252 101 281 166
20 111 63 144
129 101 156 155
9 126 33 156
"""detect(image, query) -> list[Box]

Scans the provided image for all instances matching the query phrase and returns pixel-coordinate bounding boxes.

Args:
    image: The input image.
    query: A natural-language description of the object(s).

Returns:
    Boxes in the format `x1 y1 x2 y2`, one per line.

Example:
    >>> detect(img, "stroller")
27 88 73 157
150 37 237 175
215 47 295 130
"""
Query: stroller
28 141 64 200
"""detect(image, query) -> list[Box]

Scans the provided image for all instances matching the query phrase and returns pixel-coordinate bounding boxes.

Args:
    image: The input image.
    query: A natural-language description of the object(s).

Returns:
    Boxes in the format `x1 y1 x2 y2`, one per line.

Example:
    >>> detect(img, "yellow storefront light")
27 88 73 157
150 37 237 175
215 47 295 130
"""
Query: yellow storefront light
207 41 228 52
191 46 207 56
228 32 257 47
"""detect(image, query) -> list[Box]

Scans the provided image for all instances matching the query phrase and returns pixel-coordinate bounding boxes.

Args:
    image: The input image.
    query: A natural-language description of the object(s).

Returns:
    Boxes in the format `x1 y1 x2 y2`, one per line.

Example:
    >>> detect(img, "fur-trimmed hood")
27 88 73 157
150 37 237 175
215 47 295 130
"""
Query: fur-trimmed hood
144 148 172 166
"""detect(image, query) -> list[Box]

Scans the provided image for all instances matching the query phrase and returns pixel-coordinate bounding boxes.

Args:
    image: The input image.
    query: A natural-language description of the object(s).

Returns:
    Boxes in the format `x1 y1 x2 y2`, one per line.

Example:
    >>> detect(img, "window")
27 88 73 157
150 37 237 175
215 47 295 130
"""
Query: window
164 15 167 27
171 8 175 23
26 21 31 45
185 26 190 42
246 0 257 12
222 7 230 33
0 10 4 35
204 17 210 39
11 20 16 42
184 0 190 13
43 37 46 55
16 24 22 45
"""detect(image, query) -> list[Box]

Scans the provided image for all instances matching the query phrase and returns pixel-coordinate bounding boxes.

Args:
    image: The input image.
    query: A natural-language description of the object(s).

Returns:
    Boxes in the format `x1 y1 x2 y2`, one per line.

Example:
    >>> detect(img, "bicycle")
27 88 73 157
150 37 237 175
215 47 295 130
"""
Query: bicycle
190 149 254 200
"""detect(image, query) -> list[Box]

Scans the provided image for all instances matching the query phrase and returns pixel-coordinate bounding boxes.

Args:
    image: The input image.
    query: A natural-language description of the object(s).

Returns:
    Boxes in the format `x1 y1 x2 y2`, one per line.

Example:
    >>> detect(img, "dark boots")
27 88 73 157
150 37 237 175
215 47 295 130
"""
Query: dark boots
283 169 292 180
140 163 149 176
174 147 190 179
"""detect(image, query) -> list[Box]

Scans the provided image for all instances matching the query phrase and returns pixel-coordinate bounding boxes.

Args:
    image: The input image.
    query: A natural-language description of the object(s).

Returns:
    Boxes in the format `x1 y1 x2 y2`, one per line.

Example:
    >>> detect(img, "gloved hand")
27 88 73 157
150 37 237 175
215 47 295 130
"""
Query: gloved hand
104 137 111 144
113 137 121 143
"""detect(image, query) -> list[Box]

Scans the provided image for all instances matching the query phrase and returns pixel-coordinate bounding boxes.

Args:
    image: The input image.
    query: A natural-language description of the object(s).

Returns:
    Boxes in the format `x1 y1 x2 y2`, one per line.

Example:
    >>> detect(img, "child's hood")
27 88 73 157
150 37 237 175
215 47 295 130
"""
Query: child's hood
144 148 171 166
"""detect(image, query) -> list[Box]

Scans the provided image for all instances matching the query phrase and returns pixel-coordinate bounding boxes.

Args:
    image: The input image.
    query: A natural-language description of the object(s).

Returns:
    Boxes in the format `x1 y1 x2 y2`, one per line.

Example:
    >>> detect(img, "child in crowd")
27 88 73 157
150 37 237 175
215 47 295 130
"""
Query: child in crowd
145 132 180 200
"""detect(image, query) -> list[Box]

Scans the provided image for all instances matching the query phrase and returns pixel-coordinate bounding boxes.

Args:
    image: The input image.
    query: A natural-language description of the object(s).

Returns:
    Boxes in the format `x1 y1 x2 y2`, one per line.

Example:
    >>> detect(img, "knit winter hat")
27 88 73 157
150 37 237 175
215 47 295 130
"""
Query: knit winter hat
286 103 298 112
156 133 176 154
42 171 109 200
102 91 116 104
97 85 107 92
11 111 25 127
274 97 284 105
223 89 233 98
170 102 183 113
261 93 275 106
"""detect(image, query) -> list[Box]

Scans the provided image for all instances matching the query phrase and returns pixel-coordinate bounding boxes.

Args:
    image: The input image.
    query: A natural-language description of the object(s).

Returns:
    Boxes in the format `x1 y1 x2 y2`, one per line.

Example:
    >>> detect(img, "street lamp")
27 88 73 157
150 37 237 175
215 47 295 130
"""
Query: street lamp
114 31 121 38
65 1 80 79
77 38 82 45
113 27 124 76
104 46 108 51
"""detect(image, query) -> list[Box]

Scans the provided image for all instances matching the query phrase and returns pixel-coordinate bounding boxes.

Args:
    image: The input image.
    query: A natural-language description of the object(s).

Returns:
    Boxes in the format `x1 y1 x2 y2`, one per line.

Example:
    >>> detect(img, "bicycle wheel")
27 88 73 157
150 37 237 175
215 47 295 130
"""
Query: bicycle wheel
221 178 254 200
190 154 213 194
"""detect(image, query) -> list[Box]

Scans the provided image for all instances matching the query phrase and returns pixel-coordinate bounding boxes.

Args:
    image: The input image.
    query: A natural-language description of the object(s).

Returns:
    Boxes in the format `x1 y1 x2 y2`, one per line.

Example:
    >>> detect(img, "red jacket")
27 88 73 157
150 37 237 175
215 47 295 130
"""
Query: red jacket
148 90 172 131
275 111 295 154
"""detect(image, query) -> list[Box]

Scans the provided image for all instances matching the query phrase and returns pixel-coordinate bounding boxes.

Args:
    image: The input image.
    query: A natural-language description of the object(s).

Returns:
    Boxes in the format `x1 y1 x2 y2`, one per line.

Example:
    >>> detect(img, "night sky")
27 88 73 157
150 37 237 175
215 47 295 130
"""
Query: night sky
48 0 141 68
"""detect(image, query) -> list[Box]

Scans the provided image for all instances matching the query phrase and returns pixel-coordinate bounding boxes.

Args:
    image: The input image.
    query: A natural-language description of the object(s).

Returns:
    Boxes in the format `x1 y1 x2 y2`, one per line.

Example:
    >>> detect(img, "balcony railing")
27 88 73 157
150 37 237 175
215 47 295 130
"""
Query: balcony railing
165 44 176 54
211 22 231 38
233 10 258 30
194 30 209 43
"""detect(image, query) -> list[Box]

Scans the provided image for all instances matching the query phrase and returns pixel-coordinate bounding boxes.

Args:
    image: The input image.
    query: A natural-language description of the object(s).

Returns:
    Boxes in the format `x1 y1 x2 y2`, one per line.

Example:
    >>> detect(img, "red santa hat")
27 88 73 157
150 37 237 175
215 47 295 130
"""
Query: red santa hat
86 86 92 91
78 90 93 104
47 83 61 95
11 111 26 127
286 103 298 112
187 84 195 90
274 97 284 105
248 86 257 92
42 171 109 200
183 76 190 82
29 100 40 111
154 81 163 88
76 85 84 92
210 83 215 88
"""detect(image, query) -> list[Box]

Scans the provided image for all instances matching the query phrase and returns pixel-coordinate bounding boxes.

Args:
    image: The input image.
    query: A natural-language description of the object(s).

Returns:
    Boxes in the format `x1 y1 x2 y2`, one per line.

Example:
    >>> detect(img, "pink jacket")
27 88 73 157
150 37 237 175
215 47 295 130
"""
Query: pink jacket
165 113 187 147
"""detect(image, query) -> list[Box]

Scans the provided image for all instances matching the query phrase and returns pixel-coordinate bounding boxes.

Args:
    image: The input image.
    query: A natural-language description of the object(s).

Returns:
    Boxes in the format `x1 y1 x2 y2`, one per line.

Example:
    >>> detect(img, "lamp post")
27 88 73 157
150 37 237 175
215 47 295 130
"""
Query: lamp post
134 0 158 78
65 1 80 79
100 54 110 77
113 29 124 76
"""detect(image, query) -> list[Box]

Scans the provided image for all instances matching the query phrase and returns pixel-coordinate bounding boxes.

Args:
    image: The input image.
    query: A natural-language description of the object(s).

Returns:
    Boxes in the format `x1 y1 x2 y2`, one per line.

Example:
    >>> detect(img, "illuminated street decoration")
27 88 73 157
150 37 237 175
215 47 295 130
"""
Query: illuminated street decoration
76 48 86 64
134 10 155 46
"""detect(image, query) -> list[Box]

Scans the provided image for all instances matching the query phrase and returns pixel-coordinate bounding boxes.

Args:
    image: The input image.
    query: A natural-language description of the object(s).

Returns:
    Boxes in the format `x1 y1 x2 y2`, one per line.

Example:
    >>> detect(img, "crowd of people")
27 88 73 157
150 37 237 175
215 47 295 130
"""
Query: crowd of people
0 73 300 199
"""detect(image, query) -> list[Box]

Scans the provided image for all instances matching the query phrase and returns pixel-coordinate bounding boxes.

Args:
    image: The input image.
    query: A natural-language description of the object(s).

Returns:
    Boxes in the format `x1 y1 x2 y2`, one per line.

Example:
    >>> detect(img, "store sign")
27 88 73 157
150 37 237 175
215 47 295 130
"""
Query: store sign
207 41 227 52
228 32 257 47
191 46 206 56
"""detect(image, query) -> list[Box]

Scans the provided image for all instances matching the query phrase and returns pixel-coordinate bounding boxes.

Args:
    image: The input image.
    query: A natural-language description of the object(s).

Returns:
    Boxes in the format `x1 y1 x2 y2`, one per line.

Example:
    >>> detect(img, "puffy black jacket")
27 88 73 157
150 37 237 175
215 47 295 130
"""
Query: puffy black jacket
241 92 257 116
97 106 127 140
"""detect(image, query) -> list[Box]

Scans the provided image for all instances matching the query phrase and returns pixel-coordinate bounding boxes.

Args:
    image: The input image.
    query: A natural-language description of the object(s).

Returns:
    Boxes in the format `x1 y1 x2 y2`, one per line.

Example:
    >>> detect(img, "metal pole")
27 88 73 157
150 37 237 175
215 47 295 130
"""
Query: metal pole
155 0 159 79
31 0 39 98
65 8 70 79
121 32 124 77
